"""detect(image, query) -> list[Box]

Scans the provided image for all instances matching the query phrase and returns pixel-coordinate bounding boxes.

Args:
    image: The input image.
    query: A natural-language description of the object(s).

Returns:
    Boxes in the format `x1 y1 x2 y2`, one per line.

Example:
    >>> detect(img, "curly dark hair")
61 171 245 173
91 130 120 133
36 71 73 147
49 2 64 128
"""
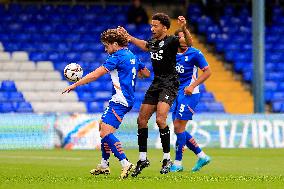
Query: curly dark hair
152 13 171 29
100 28 128 47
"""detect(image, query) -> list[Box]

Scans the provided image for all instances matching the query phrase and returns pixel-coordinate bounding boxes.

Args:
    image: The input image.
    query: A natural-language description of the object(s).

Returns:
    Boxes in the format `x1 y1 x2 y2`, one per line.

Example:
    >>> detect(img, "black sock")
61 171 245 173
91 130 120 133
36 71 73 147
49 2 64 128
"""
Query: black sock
138 128 148 152
159 126 170 153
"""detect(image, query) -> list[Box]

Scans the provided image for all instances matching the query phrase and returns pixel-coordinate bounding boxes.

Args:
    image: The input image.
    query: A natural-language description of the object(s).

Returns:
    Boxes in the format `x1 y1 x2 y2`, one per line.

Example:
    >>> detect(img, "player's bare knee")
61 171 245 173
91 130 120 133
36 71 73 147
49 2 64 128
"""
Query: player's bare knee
137 116 148 128
174 126 184 134
156 116 167 128
173 119 187 133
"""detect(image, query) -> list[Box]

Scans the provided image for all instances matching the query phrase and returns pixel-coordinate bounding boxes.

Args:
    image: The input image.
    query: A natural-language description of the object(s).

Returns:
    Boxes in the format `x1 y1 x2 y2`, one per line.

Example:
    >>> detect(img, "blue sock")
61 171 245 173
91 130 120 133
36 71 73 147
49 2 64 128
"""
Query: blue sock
101 138 111 161
102 133 126 161
184 131 202 155
175 132 186 161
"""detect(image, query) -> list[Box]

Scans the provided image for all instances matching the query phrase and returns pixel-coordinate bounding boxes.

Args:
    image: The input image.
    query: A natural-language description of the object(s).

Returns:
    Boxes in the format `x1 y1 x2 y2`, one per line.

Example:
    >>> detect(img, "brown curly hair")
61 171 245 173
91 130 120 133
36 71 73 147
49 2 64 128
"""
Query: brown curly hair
174 28 183 36
152 13 171 29
100 28 128 47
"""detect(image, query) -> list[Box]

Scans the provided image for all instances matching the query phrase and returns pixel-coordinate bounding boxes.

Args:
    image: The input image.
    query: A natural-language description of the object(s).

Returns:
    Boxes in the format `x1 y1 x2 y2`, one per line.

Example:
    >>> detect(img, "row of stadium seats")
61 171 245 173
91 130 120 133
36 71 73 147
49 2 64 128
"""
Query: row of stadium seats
0 80 32 112
188 4 284 112
0 4 129 14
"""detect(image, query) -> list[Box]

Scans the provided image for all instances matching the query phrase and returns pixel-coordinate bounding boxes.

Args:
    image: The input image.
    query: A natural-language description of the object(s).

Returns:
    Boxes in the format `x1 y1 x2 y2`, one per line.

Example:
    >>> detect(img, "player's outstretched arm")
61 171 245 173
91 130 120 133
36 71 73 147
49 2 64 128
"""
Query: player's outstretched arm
177 16 193 47
184 67 211 95
62 66 108 94
117 26 148 51
138 67 151 78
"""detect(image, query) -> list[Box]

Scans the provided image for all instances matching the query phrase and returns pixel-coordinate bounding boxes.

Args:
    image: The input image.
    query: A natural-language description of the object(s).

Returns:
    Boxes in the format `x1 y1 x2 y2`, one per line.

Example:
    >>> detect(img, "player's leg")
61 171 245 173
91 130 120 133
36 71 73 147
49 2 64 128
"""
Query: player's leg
170 94 188 172
132 103 156 177
156 101 173 174
137 103 156 160
91 102 134 179
156 87 177 174
183 94 211 172
90 121 115 176
132 84 158 177
100 122 135 179
170 118 187 172
171 94 211 172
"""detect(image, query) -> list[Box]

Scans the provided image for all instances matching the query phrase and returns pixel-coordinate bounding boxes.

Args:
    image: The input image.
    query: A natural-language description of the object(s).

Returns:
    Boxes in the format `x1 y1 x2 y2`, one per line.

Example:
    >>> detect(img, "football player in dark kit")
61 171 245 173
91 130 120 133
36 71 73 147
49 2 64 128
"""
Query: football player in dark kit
118 13 193 176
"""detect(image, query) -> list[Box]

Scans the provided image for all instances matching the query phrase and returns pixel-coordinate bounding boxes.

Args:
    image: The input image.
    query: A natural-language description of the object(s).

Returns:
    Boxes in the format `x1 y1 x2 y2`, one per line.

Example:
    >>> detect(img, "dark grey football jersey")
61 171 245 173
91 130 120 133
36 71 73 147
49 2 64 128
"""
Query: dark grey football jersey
146 35 180 78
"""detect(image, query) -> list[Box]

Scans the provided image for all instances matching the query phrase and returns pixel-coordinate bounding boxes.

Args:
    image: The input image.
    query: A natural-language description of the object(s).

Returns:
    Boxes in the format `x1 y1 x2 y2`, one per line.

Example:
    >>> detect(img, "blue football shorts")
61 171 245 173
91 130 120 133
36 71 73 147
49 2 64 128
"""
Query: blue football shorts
172 93 200 121
101 101 132 129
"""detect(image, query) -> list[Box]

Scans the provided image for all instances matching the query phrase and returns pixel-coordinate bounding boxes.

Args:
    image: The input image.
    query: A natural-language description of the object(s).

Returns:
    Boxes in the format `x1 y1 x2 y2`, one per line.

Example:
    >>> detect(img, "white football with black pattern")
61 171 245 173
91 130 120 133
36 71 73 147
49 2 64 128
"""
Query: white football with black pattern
64 63 83 82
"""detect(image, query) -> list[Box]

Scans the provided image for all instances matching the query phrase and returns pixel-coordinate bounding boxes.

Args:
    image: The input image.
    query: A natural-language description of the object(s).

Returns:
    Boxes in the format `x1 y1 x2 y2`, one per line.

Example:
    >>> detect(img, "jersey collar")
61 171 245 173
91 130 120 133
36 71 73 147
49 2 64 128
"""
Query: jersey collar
177 47 189 55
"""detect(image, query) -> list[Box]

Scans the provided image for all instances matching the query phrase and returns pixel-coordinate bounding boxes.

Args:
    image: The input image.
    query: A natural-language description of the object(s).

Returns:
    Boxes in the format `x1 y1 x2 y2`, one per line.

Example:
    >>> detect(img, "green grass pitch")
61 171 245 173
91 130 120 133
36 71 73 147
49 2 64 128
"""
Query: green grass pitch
0 149 283 189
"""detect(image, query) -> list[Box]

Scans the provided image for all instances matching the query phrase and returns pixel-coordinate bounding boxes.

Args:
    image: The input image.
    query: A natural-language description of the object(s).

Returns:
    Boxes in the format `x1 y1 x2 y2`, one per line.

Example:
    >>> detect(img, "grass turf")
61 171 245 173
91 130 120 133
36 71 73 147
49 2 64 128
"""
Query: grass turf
0 149 283 189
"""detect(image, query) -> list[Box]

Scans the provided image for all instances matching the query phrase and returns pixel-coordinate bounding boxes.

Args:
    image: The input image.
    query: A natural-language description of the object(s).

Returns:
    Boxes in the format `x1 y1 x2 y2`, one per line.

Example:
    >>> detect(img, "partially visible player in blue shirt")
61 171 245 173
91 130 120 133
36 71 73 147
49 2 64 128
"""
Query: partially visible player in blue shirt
62 28 150 179
170 29 212 173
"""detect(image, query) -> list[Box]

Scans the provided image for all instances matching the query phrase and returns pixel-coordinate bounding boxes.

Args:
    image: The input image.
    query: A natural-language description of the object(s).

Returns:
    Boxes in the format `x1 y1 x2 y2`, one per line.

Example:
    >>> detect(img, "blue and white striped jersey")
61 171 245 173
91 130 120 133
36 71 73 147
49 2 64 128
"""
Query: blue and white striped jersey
103 48 145 107
176 47 209 94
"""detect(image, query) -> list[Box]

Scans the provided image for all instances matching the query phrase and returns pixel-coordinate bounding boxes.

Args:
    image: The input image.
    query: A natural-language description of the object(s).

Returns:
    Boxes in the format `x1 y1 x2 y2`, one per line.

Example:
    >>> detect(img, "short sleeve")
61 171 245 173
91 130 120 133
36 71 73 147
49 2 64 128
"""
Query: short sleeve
145 38 152 49
137 57 146 71
194 51 209 71
102 56 119 72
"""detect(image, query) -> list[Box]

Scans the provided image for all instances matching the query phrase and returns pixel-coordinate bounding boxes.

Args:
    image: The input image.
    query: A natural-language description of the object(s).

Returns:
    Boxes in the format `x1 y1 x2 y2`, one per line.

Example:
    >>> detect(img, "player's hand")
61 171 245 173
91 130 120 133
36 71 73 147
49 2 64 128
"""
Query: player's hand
137 71 144 79
62 84 76 94
117 26 131 41
184 85 194 95
177 16 187 29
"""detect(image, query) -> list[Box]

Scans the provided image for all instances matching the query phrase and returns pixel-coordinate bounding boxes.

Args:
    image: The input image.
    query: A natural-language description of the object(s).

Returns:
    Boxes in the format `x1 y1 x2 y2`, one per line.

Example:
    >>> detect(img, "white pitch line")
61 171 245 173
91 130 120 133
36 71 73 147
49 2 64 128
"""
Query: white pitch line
0 155 82 161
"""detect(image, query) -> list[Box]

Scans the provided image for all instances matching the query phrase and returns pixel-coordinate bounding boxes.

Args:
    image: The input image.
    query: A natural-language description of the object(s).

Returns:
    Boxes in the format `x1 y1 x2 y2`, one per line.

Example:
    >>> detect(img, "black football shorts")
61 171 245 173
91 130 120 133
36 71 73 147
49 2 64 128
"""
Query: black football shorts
142 80 179 106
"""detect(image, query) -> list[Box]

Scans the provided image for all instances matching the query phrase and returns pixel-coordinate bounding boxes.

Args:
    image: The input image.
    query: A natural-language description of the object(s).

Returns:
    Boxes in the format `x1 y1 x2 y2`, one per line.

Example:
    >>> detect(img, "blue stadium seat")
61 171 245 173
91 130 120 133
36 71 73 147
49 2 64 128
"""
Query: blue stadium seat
195 103 208 113
53 62 66 72
8 92 24 102
278 83 284 91
81 51 96 62
1 81 17 91
272 101 283 112
0 92 8 102
65 52 81 62
14 102 33 112
93 92 112 101
265 81 278 91
272 92 284 101
87 102 105 113
56 43 70 52
207 102 225 112
200 92 215 102
0 102 14 112
78 92 93 102
72 43 88 51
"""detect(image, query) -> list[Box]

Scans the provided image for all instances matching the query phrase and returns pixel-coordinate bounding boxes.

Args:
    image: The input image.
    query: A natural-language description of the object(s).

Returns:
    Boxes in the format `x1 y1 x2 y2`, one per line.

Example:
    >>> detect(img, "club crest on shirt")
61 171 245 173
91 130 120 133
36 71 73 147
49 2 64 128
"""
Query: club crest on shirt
159 41 164 47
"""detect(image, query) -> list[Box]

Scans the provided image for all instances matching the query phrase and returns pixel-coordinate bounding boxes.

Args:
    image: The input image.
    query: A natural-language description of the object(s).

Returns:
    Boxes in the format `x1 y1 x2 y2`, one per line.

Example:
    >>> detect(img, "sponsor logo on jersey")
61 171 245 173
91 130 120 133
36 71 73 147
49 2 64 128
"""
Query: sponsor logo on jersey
159 41 164 47
150 50 164 60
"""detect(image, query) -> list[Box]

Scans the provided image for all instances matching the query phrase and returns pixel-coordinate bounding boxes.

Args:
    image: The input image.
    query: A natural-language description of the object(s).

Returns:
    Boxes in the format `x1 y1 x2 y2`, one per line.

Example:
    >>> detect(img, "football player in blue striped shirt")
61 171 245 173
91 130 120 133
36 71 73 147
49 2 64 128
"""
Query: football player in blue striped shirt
62 28 150 179
170 29 211 172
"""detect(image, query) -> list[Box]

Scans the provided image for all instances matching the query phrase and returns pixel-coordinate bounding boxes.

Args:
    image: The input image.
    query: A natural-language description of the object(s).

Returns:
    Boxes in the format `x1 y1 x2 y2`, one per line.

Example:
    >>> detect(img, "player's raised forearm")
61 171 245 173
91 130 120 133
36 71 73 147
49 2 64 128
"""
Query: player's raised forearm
182 26 193 46
129 36 148 51
74 66 107 87
190 67 211 88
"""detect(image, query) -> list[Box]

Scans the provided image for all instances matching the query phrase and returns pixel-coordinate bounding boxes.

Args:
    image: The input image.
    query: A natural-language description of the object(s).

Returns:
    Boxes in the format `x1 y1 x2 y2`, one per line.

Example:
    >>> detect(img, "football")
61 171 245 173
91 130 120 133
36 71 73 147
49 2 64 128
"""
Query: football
64 63 83 82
